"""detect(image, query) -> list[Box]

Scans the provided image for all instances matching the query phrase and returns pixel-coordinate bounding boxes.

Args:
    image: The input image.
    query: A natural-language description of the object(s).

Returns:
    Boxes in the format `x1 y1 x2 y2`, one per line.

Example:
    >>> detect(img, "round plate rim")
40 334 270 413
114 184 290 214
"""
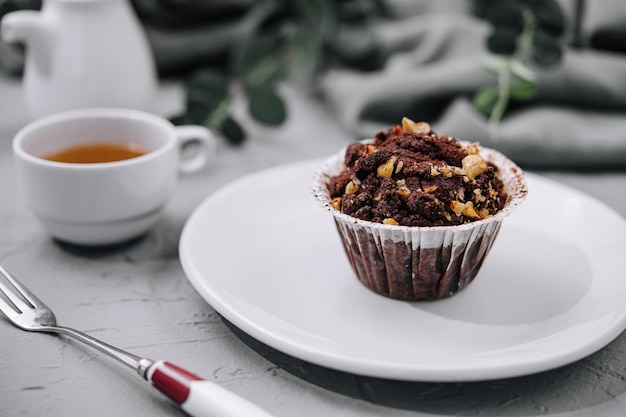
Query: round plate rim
179 159 626 382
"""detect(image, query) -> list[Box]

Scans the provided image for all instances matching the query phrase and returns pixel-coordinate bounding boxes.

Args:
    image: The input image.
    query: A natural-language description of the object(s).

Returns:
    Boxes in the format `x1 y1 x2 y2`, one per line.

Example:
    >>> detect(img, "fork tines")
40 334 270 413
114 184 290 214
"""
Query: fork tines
0 265 38 315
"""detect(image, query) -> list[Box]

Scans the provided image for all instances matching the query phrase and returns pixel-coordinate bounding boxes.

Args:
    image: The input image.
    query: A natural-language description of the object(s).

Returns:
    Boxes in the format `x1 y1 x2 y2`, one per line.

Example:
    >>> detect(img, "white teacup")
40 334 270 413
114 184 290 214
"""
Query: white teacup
13 108 216 246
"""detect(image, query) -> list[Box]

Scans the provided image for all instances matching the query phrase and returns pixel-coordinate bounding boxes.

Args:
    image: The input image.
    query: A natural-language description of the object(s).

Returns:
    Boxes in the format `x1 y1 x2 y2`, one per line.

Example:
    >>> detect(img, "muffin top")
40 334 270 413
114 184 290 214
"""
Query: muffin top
327 118 509 227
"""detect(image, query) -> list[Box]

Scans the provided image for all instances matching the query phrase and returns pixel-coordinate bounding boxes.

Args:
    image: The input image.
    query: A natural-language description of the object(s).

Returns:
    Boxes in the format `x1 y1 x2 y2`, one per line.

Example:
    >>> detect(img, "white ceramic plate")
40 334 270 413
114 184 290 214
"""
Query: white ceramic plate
180 159 626 382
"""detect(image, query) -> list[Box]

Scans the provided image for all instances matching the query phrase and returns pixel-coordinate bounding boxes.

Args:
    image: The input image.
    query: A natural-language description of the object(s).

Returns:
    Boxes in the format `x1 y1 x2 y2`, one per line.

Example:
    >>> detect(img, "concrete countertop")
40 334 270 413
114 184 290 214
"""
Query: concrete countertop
1 76 626 417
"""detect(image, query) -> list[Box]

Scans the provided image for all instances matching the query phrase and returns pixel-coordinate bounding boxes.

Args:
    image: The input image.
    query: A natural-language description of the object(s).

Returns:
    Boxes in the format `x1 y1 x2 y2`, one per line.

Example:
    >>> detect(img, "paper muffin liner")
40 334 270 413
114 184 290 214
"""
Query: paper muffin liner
312 141 528 301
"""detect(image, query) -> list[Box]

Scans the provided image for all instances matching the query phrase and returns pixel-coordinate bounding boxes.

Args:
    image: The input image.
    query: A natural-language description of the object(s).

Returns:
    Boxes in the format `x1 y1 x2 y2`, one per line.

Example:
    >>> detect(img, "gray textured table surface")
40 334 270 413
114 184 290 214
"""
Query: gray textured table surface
1 76 626 417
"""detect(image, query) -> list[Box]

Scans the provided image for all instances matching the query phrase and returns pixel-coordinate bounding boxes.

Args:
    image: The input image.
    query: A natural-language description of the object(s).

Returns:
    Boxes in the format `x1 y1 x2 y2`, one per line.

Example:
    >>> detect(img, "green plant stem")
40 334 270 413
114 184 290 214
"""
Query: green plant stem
205 94 233 130
245 47 288 89
489 62 511 139
489 6 535 139
206 46 287 131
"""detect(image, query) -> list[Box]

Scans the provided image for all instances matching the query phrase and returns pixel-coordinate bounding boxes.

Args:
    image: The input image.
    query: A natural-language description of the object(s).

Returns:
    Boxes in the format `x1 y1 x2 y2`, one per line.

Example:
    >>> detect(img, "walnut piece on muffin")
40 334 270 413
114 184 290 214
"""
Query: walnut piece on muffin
328 118 508 227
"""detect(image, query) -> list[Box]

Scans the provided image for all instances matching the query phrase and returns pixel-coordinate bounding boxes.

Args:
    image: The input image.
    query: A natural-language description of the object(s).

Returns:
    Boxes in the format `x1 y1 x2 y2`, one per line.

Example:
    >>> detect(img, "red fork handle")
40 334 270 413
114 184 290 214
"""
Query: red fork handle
147 360 276 417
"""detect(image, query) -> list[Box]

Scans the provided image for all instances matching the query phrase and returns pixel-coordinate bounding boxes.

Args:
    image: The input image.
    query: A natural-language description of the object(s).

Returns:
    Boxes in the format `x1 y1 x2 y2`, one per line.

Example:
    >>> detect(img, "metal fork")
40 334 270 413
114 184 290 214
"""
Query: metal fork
0 265 275 417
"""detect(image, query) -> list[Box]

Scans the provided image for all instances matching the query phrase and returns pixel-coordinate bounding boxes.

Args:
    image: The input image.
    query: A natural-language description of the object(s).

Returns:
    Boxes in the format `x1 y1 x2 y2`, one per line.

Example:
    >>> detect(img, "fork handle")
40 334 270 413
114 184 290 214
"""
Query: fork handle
147 360 276 417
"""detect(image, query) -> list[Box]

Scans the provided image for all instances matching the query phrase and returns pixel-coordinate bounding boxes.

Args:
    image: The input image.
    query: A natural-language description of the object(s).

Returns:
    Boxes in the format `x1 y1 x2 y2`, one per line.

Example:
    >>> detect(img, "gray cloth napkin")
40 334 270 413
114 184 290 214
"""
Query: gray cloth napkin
320 1 626 169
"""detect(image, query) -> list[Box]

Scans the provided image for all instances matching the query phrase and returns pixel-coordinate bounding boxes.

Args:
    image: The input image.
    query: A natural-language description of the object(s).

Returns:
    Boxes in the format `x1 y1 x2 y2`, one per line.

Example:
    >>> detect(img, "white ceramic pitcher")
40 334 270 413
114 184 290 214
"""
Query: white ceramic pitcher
1 0 158 119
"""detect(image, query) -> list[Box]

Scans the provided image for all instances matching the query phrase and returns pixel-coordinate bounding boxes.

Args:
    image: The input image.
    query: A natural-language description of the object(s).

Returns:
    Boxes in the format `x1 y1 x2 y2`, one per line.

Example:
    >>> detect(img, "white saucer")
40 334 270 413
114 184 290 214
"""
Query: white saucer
179 159 626 382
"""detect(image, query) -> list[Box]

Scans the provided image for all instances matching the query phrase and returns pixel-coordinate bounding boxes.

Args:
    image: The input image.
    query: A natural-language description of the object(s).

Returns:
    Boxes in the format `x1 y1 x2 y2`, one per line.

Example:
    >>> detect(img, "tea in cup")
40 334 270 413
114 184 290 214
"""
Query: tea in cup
13 108 216 246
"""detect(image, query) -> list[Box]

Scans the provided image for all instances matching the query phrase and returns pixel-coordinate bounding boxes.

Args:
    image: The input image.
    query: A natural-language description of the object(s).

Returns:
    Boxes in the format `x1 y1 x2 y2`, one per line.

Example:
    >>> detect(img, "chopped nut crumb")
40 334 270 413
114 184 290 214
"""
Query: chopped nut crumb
450 200 466 215
345 180 359 195
465 142 480 155
462 201 482 219
401 117 431 135
462 154 487 180
377 156 398 178
395 186 411 201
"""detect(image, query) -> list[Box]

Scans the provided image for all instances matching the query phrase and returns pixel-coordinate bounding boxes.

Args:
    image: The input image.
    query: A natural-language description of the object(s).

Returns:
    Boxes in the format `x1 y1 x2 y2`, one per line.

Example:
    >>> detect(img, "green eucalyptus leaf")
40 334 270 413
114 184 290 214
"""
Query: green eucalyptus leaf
532 32 563 67
169 115 192 126
473 86 499 116
185 69 230 124
248 86 287 125
487 30 518 55
524 0 565 37
474 1 524 30
220 117 246 146
184 100 214 123
187 86 223 110
187 69 229 99
509 78 536 101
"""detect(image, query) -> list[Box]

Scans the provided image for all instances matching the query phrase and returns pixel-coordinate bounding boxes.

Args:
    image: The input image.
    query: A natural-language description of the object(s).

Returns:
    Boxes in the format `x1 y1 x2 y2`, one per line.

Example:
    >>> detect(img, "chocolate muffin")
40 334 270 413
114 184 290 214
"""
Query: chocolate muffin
312 118 527 301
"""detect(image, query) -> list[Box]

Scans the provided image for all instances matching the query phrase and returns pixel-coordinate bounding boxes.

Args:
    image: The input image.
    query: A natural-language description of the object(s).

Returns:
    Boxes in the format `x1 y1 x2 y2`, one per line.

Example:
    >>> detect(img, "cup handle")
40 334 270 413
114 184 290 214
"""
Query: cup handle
174 125 217 174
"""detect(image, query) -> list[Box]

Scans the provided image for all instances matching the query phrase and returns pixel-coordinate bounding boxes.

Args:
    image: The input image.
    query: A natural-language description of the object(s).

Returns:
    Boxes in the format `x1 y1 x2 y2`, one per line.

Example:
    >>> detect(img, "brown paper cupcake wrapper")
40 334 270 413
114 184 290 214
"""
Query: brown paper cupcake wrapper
333 215 502 300
312 142 527 301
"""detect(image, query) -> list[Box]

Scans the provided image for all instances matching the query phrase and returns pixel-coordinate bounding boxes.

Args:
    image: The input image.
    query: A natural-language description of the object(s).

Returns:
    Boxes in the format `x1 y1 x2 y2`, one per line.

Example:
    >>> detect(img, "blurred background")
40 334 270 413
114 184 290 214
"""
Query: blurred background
0 0 624 168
